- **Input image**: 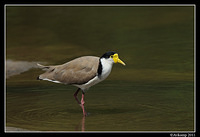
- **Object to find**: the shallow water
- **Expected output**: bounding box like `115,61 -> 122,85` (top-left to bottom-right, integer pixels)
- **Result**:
6,78 -> 194,131
6,6 -> 194,131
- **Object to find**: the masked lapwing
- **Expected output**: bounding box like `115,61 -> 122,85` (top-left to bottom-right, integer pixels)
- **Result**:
37,51 -> 125,116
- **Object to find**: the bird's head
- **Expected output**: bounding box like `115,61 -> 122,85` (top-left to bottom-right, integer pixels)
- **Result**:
100,51 -> 126,66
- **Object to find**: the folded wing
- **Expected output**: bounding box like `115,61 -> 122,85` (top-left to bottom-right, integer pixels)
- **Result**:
38,56 -> 100,85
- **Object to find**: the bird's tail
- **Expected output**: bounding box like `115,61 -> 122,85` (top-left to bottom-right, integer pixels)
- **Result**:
37,63 -> 50,70
37,63 -> 49,80
37,63 -> 56,80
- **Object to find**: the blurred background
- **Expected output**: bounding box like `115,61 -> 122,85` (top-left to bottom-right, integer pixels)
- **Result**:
6,6 -> 194,131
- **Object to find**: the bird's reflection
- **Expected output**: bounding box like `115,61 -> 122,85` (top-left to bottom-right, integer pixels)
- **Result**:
75,116 -> 86,131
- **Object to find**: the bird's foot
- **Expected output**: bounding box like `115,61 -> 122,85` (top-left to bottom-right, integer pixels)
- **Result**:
80,104 -> 88,116
83,111 -> 89,117
83,111 -> 88,117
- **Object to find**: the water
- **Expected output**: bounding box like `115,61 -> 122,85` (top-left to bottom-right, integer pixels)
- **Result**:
6,6 -> 194,131
6,80 -> 194,131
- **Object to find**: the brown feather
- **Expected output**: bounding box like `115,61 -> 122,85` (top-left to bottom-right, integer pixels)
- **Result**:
38,56 -> 100,85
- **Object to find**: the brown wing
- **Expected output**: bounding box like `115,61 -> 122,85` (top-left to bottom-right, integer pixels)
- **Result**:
38,56 -> 100,85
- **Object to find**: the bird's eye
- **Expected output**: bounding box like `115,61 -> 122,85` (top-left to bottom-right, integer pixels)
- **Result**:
110,55 -> 113,58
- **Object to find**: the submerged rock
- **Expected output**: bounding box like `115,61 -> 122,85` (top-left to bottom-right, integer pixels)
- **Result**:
6,60 -> 43,78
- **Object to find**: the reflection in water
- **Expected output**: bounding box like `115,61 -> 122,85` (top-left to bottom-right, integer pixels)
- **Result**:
75,116 -> 85,131
81,116 -> 85,131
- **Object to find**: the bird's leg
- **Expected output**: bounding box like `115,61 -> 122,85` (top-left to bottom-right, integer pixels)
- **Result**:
81,92 -> 85,105
80,92 -> 87,116
74,88 -> 81,104
74,88 -> 87,116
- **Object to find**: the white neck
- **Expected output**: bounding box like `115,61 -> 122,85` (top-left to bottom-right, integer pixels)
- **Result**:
99,58 -> 114,80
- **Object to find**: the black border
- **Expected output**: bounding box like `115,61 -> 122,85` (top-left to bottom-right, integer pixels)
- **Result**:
2,1 -> 199,136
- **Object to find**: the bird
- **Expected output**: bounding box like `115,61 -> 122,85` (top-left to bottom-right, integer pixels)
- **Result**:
37,51 -> 125,116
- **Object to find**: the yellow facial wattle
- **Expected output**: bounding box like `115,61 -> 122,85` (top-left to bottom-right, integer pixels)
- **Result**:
111,53 -> 126,66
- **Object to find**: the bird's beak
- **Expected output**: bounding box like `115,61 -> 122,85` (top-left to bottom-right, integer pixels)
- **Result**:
113,53 -> 126,66
117,58 -> 126,66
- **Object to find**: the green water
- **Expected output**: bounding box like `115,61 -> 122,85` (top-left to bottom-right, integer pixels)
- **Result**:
6,6 -> 194,131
